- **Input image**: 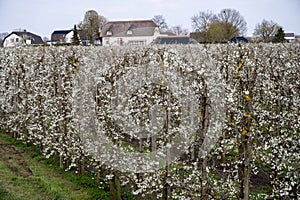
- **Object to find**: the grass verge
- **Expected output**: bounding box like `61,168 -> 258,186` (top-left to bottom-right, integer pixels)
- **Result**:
0,132 -> 110,200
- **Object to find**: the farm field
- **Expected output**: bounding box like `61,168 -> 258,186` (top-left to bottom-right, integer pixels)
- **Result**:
0,44 -> 299,199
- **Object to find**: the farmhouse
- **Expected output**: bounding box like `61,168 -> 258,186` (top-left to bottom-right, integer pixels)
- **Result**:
51,29 -> 101,45
101,19 -> 162,46
2,30 -> 43,47
284,33 -> 295,42
51,30 -> 74,44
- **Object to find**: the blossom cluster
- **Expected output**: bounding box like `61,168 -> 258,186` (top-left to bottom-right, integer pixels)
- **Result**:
0,44 -> 299,199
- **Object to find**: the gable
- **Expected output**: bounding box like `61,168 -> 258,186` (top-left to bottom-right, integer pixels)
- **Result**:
3,33 -> 21,41
3,31 -> 43,46
3,33 -> 23,47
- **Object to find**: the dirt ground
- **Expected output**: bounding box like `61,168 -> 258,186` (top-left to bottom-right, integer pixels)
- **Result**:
0,142 -> 33,178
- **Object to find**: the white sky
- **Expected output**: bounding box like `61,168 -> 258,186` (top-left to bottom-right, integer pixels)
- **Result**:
0,0 -> 299,38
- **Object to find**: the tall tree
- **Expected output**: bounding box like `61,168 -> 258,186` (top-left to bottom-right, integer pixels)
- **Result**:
152,15 -> 168,32
273,27 -> 285,43
191,9 -> 246,43
191,10 -> 216,42
81,10 -> 100,45
217,8 -> 247,36
191,10 -> 216,32
207,22 -> 238,43
72,24 -> 80,45
253,19 -> 280,42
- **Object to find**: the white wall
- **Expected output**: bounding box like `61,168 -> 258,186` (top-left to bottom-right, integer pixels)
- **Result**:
103,27 -> 162,46
103,35 -> 157,46
65,31 -> 74,43
3,34 -> 23,47
284,37 -> 295,42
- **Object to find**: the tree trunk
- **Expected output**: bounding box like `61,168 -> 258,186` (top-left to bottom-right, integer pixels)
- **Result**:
163,109 -> 171,200
97,170 -> 101,186
235,52 -> 255,200
60,154 -> 64,168
109,175 -> 116,200
116,174 -> 121,200
77,156 -> 84,176
199,85 -> 210,200
151,107 -> 157,200
238,134 -> 250,200
201,157 -> 208,200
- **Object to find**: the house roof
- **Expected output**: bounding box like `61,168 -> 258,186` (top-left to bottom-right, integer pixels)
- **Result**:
52,30 -> 73,35
284,33 -> 295,37
51,30 -> 73,42
4,31 -> 44,45
229,36 -> 249,43
153,36 -> 194,44
101,20 -> 158,37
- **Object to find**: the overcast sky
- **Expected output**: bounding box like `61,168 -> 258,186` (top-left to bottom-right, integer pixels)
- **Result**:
0,0 -> 299,38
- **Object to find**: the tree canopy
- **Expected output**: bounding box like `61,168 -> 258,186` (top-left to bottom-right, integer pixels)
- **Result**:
273,27 -> 285,43
191,8 -> 247,43
208,22 -> 238,43
152,15 -> 168,32
253,19 -> 281,42
80,10 -> 100,45
72,24 -> 80,45
217,8 -> 247,36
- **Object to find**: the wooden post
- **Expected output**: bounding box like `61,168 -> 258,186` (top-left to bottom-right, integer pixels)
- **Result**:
200,84 -> 209,200
109,173 -> 116,200
151,108 -> 157,200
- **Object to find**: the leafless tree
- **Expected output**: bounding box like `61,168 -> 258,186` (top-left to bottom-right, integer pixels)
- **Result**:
217,8 -> 247,36
99,15 -> 108,31
191,9 -> 246,42
168,25 -> 189,36
253,19 -> 280,42
152,15 -> 168,32
191,10 -> 216,32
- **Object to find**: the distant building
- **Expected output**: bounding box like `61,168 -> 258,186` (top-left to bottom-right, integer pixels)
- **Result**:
51,30 -> 74,44
51,29 -> 101,45
101,19 -> 161,46
153,36 -> 197,44
284,33 -> 295,42
229,36 -> 249,43
2,30 -> 44,47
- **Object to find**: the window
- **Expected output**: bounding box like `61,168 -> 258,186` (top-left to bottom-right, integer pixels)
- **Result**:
16,38 -> 19,42
117,38 -> 124,45
128,40 -> 145,46
106,31 -> 112,36
127,30 -> 133,35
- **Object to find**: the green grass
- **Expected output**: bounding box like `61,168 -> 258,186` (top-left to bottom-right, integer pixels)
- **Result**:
0,133 -> 111,200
